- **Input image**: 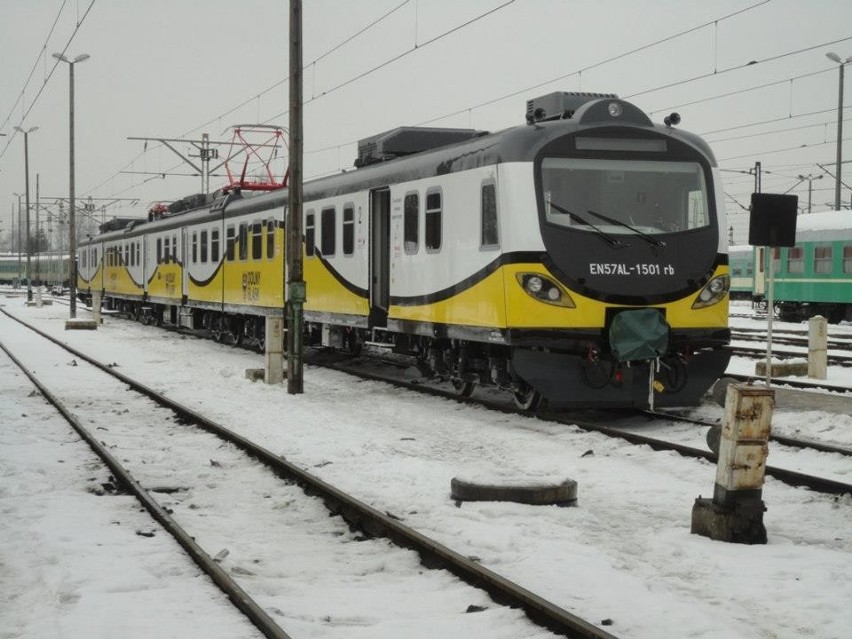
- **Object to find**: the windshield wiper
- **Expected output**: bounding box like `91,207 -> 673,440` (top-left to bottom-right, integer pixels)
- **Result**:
586,208 -> 666,249
548,201 -> 627,249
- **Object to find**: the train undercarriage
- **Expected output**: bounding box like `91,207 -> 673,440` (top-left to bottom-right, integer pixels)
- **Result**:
83,292 -> 728,410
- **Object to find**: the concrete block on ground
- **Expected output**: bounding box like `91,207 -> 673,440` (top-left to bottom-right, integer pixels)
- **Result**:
755,359 -> 807,378
451,473 -> 577,506
245,368 -> 265,382
65,319 -> 98,330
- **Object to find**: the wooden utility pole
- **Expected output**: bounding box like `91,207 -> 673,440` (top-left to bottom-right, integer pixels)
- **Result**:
286,0 -> 305,394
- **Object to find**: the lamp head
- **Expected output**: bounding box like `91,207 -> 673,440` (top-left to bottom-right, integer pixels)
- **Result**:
827,51 -> 842,63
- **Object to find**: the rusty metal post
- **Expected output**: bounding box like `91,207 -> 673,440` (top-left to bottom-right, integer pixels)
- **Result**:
692,383 -> 773,544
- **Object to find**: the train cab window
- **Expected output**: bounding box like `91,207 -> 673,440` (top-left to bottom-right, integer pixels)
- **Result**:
425,190 -> 442,252
814,245 -> 833,274
321,207 -> 336,256
343,205 -> 354,256
192,233 -> 198,263
157,238 -> 163,264
266,220 -> 274,259
212,229 -> 220,263
252,221 -> 263,259
844,246 -> 852,274
201,230 -> 209,263
239,223 -> 248,261
481,182 -> 499,248
404,193 -> 419,255
305,211 -> 315,257
226,225 -> 236,261
787,247 -> 804,274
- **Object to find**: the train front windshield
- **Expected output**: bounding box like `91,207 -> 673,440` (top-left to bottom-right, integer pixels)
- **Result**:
541,158 -> 710,235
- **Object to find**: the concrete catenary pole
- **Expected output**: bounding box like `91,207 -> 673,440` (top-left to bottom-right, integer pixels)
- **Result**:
286,0 -> 306,394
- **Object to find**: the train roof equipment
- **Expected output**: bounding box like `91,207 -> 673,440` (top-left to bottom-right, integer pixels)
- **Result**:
222,124 -> 289,193
354,126 -> 485,167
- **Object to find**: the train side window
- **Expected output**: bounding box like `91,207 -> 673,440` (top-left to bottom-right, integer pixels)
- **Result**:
239,224 -> 248,260
787,246 -> 803,274
305,211 -> 315,257
124,243 -> 129,266
201,230 -> 209,263
252,221 -> 262,259
480,182 -> 499,248
192,232 -> 198,263
772,247 -> 781,274
814,245 -> 833,274
425,190 -> 442,252
321,207 -> 336,256
266,219 -> 275,259
343,205 -> 354,256
212,228 -> 220,263
844,246 -> 852,274
157,238 -> 163,264
164,237 -> 170,264
404,193 -> 419,254
226,225 -> 235,261
173,235 -> 178,262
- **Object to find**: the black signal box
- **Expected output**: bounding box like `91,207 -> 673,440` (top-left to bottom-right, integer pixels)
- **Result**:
748,193 -> 798,247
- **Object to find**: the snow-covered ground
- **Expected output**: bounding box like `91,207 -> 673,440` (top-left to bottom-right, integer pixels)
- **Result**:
1,294 -> 851,638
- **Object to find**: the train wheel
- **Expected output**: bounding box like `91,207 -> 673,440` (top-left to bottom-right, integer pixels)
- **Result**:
513,384 -> 543,411
451,379 -> 475,397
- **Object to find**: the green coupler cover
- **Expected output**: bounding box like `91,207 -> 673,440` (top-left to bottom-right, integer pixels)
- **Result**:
609,308 -> 669,362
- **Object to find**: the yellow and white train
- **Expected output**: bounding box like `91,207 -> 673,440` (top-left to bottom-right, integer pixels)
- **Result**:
78,92 -> 731,409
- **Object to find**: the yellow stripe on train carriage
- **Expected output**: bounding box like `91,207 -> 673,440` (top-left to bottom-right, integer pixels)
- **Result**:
303,252 -> 370,317
389,262 -> 729,331
147,262 -> 183,300
104,264 -> 144,297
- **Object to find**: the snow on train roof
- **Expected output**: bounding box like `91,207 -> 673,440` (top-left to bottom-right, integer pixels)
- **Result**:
795,210 -> 852,241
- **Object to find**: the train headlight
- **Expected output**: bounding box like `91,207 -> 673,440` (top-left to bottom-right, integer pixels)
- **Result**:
526,276 -> 544,293
692,275 -> 730,309
608,102 -> 623,118
516,273 -> 575,308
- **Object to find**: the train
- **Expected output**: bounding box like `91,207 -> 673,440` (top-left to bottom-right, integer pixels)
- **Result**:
0,252 -> 70,287
748,210 -> 852,323
76,91 -> 732,410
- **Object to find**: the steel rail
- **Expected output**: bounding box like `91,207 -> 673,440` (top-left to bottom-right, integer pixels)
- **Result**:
0,336 -> 293,639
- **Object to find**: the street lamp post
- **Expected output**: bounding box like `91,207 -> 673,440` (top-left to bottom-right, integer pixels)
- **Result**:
13,126 -> 38,301
12,193 -> 23,288
826,51 -> 852,211
53,52 -> 90,318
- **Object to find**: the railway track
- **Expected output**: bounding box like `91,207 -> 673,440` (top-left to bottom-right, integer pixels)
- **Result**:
307,348 -> 852,496
0,308 -> 617,639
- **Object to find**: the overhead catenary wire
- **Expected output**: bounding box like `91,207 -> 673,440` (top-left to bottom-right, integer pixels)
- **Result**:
0,0 -> 97,161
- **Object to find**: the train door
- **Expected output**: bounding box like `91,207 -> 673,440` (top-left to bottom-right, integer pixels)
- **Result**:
369,188 -> 390,327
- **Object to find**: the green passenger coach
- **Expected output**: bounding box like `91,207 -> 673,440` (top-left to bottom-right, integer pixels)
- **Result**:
752,210 -> 852,323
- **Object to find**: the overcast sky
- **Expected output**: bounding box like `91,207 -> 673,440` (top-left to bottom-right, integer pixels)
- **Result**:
1,0 -> 851,247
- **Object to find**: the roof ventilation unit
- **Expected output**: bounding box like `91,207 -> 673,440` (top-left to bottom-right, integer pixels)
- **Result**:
355,126 -> 483,167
